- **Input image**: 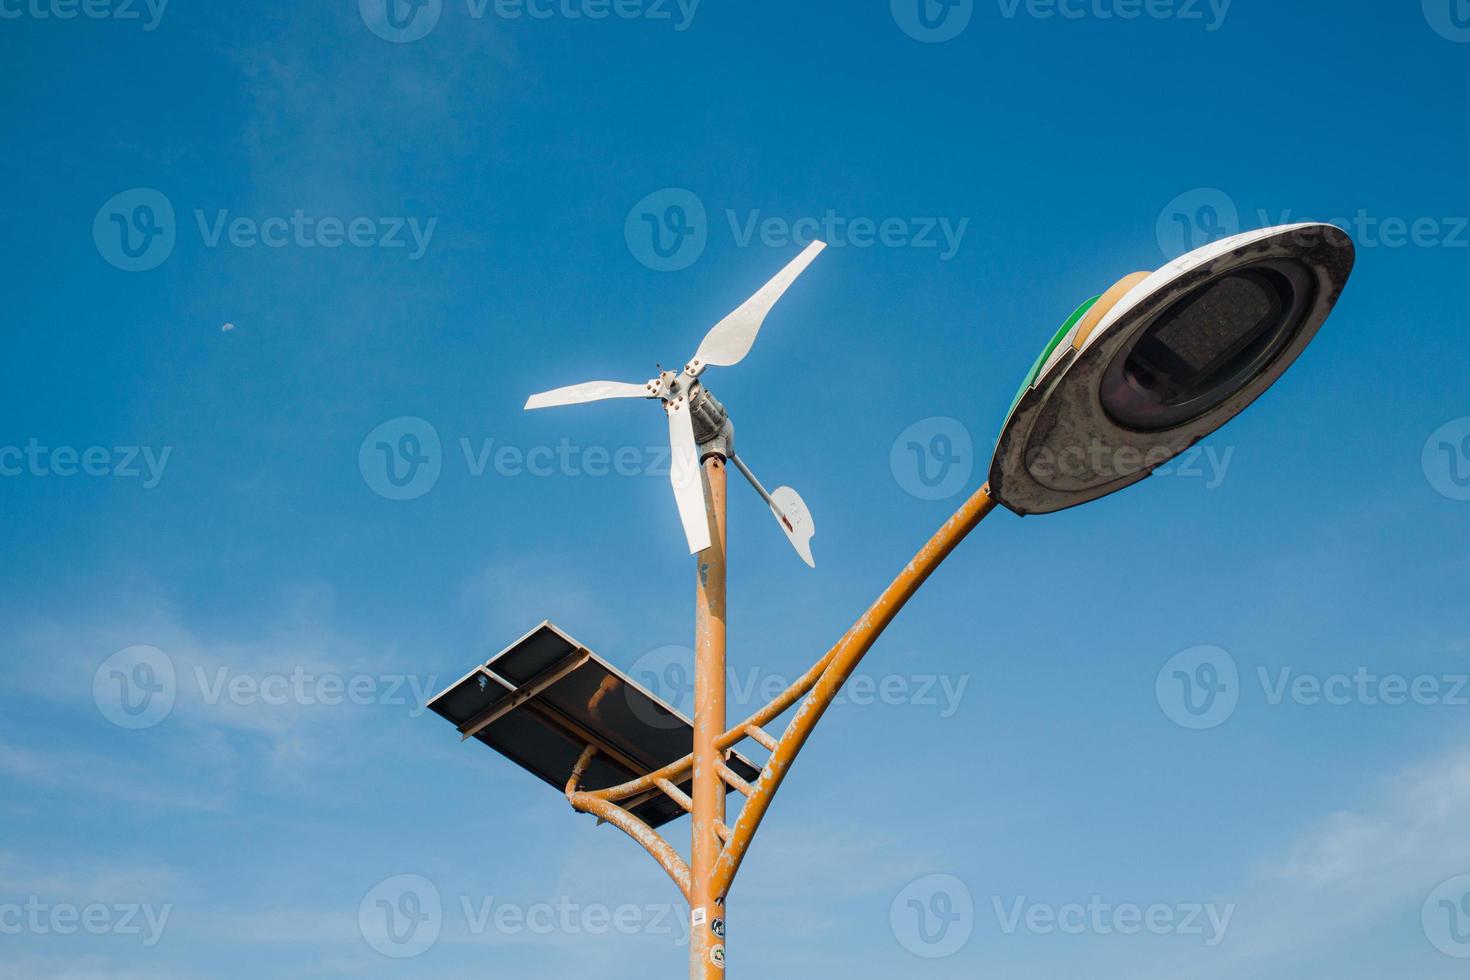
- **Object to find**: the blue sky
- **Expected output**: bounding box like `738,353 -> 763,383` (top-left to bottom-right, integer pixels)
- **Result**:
3,1 -> 1470,977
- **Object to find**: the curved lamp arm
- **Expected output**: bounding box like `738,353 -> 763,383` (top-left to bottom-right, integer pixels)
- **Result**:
566,746 -> 693,902
567,483 -> 1000,899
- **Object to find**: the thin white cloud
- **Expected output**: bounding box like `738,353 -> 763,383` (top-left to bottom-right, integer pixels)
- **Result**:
0,588 -> 440,804
0,956 -> 195,980
1139,740 -> 1470,979
0,851 -> 188,906
0,742 -> 224,813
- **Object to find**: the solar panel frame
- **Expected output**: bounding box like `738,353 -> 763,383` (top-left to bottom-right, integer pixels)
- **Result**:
427,621 -> 762,830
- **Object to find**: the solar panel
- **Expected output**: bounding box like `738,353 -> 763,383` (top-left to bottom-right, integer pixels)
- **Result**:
428,621 -> 762,830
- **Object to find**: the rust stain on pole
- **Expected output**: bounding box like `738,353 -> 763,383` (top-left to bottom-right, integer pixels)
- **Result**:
691,456 -> 728,979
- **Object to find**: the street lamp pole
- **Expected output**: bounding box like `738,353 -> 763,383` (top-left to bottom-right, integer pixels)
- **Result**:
562,479 -> 999,979
449,219 -> 1356,980
691,455 -> 729,978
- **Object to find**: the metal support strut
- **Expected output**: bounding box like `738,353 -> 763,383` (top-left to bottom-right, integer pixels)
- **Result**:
565,481 -> 1000,978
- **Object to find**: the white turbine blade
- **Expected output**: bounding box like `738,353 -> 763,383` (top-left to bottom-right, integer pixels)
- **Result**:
729,454 -> 816,568
692,240 -> 827,369
524,380 -> 651,411
667,397 -> 712,555
769,486 -> 816,568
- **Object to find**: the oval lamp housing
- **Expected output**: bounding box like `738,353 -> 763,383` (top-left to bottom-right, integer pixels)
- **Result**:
989,223 -> 1356,515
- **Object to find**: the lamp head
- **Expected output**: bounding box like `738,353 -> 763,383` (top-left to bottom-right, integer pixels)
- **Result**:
989,223 -> 1356,515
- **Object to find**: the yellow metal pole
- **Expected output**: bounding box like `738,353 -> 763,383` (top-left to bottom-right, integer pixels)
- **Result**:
691,455 -> 728,978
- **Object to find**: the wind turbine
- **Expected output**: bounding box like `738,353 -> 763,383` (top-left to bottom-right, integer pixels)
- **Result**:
525,241 -> 826,567
433,221 -> 1359,980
